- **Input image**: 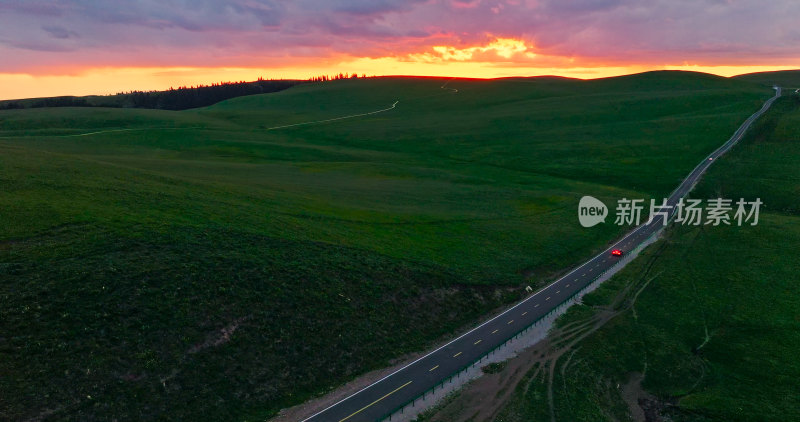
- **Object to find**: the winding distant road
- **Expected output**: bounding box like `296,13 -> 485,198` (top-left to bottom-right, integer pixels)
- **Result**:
302,87 -> 782,422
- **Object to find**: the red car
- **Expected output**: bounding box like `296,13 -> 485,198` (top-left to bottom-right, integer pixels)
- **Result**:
611,249 -> 624,257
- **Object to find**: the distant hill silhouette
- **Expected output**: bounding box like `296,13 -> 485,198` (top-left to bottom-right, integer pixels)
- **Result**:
0,73 -> 374,111
0,78 -> 305,111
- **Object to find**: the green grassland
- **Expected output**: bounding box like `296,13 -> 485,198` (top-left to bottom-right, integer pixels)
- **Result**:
0,72 -> 773,421
734,70 -> 800,88
492,94 -> 800,421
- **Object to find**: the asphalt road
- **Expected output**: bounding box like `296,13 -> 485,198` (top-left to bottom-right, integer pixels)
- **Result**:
302,87 -> 781,422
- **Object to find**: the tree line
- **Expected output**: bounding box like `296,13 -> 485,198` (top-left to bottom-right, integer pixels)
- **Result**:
113,78 -> 303,110
0,74 -> 373,111
309,73 -> 367,82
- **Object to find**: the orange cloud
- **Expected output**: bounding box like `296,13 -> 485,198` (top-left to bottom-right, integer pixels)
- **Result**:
426,37 -> 533,61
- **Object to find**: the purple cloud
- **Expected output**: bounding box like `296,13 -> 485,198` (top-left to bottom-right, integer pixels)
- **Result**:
42,25 -> 78,39
0,0 -> 798,74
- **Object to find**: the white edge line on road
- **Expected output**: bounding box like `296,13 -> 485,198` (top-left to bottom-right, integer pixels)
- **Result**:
302,220 -> 648,421
300,86 -> 781,422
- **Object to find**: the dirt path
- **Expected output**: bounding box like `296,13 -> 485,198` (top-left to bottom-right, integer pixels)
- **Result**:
266,100 -> 399,130
268,77 -> 460,131
424,307 -> 618,422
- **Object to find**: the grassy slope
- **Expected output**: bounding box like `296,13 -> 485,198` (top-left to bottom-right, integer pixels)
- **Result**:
0,72 -> 770,421
734,70 -> 800,88
494,94 -> 800,421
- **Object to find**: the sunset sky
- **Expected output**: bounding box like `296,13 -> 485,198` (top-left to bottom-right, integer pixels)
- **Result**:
1,0 -> 799,100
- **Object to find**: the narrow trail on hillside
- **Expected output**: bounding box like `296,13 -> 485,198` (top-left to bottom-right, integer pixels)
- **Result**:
267,77 -> 460,131
266,100 -> 399,130
441,78 -> 459,93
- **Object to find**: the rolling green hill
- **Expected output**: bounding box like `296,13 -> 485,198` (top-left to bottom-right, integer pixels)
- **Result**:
733,69 -> 800,88
0,71 -> 772,421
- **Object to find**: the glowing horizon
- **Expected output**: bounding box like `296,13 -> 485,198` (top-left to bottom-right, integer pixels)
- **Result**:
1,1 -> 799,100
2,62 -> 798,102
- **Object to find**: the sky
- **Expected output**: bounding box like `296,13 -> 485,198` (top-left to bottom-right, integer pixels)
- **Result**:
1,0 -> 799,100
